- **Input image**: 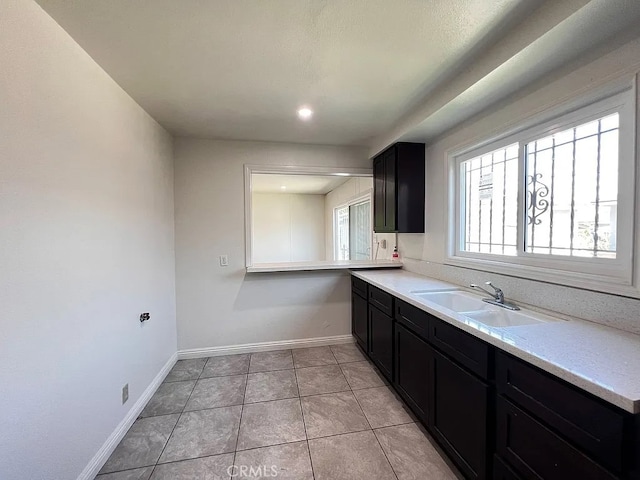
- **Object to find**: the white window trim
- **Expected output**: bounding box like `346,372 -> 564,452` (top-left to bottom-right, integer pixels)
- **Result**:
445,76 -> 639,298
243,164 -> 372,268
333,191 -> 373,261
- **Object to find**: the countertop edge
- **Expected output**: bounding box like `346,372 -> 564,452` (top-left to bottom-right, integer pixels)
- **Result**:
351,270 -> 640,414
247,261 -> 403,273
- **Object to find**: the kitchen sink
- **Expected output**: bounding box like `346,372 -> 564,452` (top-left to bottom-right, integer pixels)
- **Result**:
412,291 -> 486,312
413,290 -> 562,328
464,309 -> 557,328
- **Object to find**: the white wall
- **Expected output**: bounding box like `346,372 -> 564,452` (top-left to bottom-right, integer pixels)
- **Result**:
399,36 -> 640,335
252,193 -> 325,263
0,2 -> 177,480
174,138 -> 368,351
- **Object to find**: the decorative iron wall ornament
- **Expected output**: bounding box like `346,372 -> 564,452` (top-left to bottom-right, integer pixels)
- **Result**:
526,173 -> 550,226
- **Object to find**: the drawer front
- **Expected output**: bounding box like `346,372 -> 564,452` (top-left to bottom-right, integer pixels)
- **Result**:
493,455 -> 522,480
351,276 -> 368,298
497,397 -> 617,480
496,352 -> 624,472
369,285 -> 393,316
394,298 -> 429,339
429,316 -> 489,379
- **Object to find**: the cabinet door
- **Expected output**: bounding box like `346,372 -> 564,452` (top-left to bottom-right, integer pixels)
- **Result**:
383,150 -> 396,231
430,350 -> 489,480
369,306 -> 393,381
351,291 -> 368,352
394,322 -> 430,423
493,455 -> 522,480
373,156 -> 386,232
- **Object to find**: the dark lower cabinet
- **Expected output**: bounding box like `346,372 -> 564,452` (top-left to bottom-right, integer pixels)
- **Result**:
493,455 -> 522,480
369,305 -> 394,381
430,349 -> 489,480
496,396 -> 618,480
351,290 -> 368,352
394,322 -> 431,423
350,275 -> 639,480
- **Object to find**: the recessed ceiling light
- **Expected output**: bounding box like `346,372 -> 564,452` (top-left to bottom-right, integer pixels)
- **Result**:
280,185 -> 287,190
297,107 -> 313,120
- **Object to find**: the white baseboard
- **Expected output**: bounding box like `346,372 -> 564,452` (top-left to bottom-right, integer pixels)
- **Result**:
178,334 -> 355,360
76,352 -> 178,480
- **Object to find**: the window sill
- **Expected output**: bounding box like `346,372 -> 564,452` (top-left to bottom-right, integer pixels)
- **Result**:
445,255 -> 640,299
246,260 -> 403,273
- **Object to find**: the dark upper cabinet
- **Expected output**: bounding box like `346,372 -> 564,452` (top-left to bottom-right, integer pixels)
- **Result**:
394,322 -> 431,423
372,142 -> 425,233
369,305 -> 394,382
430,349 -> 489,480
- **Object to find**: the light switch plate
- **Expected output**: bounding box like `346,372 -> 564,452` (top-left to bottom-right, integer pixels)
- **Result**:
219,255 -> 229,266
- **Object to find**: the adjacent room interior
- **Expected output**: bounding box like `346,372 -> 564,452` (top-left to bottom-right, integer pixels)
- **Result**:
2,1 -> 640,479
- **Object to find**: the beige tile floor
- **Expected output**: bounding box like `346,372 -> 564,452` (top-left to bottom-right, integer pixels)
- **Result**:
96,344 -> 461,480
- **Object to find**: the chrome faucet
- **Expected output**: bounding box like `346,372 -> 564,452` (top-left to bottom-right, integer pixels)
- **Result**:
470,281 -> 520,311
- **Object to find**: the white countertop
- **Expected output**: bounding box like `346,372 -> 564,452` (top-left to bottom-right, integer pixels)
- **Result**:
247,260 -> 403,273
352,269 -> 640,414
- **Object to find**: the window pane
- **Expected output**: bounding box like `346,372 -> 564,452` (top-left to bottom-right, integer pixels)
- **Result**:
349,201 -> 371,260
335,206 -> 349,260
525,114 -> 618,257
460,143 -> 519,255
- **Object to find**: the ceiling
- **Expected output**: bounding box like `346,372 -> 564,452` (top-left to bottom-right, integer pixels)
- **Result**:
34,0 -> 539,146
34,0 -> 640,149
252,174 -> 351,195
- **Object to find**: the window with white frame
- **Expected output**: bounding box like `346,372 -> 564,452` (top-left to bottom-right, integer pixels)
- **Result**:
450,86 -> 636,293
334,197 -> 372,261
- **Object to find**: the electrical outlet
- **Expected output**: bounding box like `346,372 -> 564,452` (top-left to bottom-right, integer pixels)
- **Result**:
219,255 -> 229,266
122,384 -> 129,404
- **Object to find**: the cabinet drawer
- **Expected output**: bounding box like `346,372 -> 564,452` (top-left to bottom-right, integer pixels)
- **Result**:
497,396 -> 617,480
369,285 -> 393,316
429,316 -> 489,379
394,298 -> 429,339
351,276 -> 368,298
496,352 -> 624,472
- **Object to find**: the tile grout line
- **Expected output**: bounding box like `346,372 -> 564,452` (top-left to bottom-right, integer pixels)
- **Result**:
297,394 -> 316,480
148,361 -> 205,477
348,374 -> 400,480
371,428 -> 400,480
230,364 -> 249,477
346,358 -> 400,480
